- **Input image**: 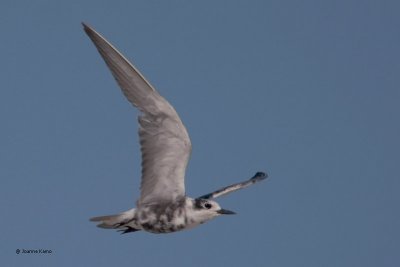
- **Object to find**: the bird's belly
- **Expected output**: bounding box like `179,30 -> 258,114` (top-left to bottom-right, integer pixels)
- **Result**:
139,220 -> 188,234
138,214 -> 199,234
136,201 -> 198,234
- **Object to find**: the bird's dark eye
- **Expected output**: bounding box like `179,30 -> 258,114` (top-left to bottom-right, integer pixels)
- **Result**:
204,203 -> 212,209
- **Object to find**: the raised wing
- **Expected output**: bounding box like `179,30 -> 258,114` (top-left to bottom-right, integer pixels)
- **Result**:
197,172 -> 267,200
83,23 -> 192,206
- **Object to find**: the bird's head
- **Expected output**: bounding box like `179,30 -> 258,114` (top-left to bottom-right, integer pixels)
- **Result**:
191,198 -> 235,223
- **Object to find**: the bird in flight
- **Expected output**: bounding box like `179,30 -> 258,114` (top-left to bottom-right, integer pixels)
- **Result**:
83,23 -> 267,234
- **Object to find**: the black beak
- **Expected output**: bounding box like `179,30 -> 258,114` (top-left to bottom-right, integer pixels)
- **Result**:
217,208 -> 236,215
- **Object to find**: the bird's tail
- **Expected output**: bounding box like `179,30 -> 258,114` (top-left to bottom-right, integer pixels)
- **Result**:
90,208 -> 140,233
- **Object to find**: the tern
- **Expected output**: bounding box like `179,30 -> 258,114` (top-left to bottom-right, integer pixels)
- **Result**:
83,23 -> 268,234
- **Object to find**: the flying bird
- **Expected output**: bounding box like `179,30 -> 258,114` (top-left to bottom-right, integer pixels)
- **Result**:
83,23 -> 267,234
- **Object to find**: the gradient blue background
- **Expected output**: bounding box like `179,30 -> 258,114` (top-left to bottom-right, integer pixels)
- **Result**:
1,0 -> 399,266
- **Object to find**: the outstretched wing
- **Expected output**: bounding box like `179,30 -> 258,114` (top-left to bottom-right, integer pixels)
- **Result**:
197,172 -> 267,200
83,23 -> 192,206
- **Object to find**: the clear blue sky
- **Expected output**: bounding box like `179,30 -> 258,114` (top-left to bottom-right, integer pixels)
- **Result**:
1,0 -> 399,266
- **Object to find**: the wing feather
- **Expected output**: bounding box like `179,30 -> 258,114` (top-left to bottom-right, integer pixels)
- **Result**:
197,172 -> 267,199
83,23 -> 191,205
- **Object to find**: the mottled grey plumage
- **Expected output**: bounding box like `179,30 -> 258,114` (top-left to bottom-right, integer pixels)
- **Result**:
83,23 -> 267,234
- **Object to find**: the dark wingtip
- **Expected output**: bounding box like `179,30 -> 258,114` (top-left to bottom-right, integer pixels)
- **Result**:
252,172 -> 268,181
82,22 -> 92,34
117,226 -> 140,234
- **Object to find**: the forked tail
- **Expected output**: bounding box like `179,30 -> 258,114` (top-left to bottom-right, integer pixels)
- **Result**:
90,209 -> 140,234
